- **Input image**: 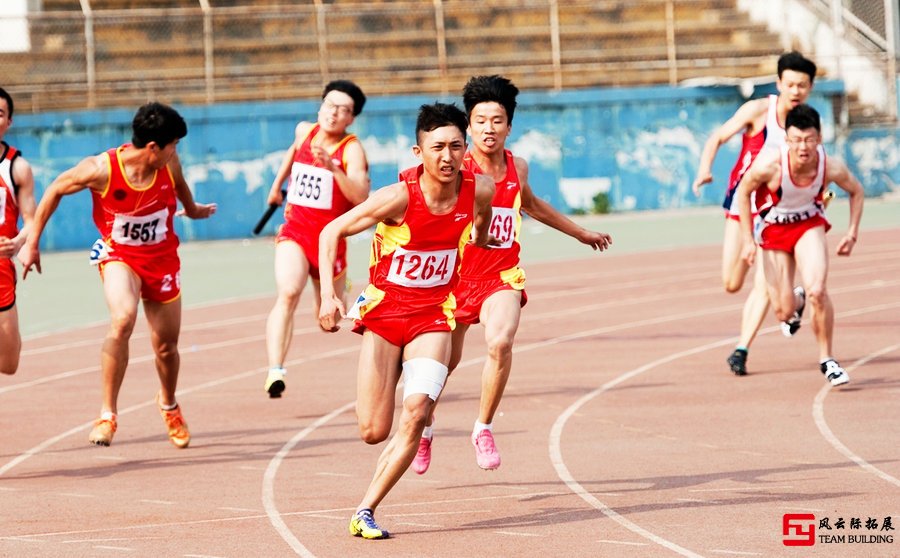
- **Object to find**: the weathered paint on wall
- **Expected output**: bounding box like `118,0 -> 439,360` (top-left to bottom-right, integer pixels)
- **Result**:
8,80 -> 896,252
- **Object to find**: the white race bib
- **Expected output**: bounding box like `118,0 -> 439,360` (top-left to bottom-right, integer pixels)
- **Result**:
287,162 -> 334,210
487,206 -> 517,249
111,207 -> 169,246
0,189 -> 5,225
386,247 -> 457,288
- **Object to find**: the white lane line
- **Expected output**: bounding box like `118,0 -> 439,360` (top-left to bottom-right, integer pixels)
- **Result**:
2,322 -> 326,396
548,300 -> 900,558
0,345 -> 359,477
495,531 -> 543,537
4,491 -> 565,541
184,554 -> 227,558
93,546 -> 134,551
387,509 -> 487,518
261,401 -> 355,558
138,499 -> 175,505
9,263 -> 897,400
597,539 -> 650,546
257,293 -> 900,556
813,342 -> 900,488
64,537 -> 164,544
708,550 -> 762,556
57,492 -> 97,499
688,487 -> 793,493
20,312 -> 271,357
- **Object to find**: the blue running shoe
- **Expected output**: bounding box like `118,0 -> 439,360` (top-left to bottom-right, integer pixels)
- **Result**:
349,508 -> 389,539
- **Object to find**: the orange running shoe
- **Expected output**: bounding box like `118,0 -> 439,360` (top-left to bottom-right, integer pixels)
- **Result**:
157,394 -> 190,448
89,416 -> 117,446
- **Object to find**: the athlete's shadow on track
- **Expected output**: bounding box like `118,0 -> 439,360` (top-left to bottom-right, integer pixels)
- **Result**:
448,489 -> 856,531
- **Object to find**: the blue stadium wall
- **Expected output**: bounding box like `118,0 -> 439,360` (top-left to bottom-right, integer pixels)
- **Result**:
9,79 -> 898,252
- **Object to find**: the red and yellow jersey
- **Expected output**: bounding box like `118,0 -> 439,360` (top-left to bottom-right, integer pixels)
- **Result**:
364,165 -> 476,312
0,142 -> 21,241
283,123 -> 360,234
91,144 -> 179,257
459,149 -> 522,278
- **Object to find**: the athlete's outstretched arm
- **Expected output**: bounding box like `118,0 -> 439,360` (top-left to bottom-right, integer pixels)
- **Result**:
313,139 -> 370,206
18,155 -> 108,278
317,182 -> 409,332
267,122 -> 308,206
0,155 -> 35,260
693,98 -> 765,196
516,157 -> 611,251
825,157 -> 864,256
736,149 -> 779,266
471,174 -> 496,247
170,153 -> 216,220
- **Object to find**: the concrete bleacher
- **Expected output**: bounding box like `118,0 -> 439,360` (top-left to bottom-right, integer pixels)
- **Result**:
6,0 -> 788,113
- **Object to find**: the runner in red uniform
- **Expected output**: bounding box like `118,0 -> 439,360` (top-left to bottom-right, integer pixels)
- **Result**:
736,104 -> 863,386
316,103 -> 496,540
411,75 -> 612,474
19,102 -> 216,447
0,88 -> 37,376
263,80 -> 369,398
692,52 -> 818,375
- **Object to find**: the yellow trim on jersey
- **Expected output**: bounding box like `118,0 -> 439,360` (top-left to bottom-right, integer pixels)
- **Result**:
511,191 -> 523,242
356,283 -> 386,319
457,222 -> 473,255
338,135 -> 359,169
98,152 -> 113,198
499,265 -> 526,290
441,293 -> 458,331
371,221 -> 411,267
116,145 -> 158,192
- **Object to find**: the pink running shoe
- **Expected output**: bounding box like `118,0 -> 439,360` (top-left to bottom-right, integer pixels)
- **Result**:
411,436 -> 432,475
472,429 -> 501,470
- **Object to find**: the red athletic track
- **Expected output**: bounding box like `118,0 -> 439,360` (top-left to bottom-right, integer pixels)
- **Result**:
1,228 -> 898,558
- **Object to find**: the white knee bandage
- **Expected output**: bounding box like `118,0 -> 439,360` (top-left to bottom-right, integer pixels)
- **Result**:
402,358 -> 448,401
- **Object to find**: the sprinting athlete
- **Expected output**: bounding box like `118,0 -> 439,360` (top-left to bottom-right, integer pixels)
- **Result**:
317,102 -> 496,539
19,102 -> 216,447
0,87 -> 37,376
692,51 -> 817,376
736,104 -> 863,386
263,80 -> 369,398
411,75 -> 612,474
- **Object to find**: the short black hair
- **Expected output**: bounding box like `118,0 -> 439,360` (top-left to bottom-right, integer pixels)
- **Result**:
415,102 -> 468,144
777,51 -> 817,83
463,75 -> 519,124
785,104 -> 821,132
131,102 -> 187,149
0,87 -> 13,118
323,80 -> 366,116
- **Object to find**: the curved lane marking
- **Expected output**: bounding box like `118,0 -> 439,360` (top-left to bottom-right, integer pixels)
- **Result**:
813,342 -> 900,488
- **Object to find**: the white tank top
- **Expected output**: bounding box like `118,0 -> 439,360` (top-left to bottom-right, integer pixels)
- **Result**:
763,144 -> 826,224
762,95 -> 786,151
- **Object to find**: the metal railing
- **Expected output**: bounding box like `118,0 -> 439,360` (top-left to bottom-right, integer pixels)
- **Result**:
0,0 -> 895,119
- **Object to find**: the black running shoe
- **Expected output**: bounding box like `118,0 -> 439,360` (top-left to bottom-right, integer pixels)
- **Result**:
727,349 -> 748,376
781,286 -> 806,337
821,359 -> 849,386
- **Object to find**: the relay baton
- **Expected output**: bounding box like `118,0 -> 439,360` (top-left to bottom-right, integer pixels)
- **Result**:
252,189 -> 286,235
